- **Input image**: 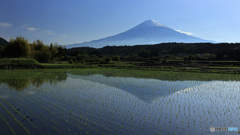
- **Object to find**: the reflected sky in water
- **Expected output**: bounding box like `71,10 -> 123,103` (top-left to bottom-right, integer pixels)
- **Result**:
0,70 -> 239,135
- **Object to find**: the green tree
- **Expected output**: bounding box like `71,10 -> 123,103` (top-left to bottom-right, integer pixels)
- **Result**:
49,43 -> 58,60
75,52 -> 89,61
31,40 -> 51,62
112,55 -> 120,61
34,50 -> 51,63
57,46 -> 67,61
104,57 -> 111,63
138,50 -> 150,58
3,37 -> 31,58
88,54 -> 101,62
33,40 -> 46,51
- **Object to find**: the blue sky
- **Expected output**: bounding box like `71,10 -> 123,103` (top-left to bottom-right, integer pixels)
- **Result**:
0,0 -> 240,45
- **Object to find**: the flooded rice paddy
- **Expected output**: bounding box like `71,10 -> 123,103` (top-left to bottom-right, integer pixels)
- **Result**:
0,69 -> 239,135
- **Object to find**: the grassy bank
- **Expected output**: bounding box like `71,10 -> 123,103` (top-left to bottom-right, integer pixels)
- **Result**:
0,58 -> 41,69
1,58 -> 240,74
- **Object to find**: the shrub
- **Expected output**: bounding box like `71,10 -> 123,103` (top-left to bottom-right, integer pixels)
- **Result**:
112,56 -> 120,61
68,59 -> 74,64
33,50 -> 51,63
0,58 -> 39,68
104,57 -> 111,63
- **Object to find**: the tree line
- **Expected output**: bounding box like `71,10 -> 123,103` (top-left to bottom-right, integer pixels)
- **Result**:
2,36 -> 240,63
67,42 -> 240,61
0,37 -> 66,62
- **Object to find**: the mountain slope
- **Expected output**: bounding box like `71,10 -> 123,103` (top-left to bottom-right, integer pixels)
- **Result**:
0,37 -> 8,47
66,20 -> 210,48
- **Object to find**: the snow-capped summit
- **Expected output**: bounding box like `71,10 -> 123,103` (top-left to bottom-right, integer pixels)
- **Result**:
66,20 -> 211,49
135,19 -> 167,28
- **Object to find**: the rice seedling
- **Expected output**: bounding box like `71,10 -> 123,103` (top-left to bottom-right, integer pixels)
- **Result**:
0,69 -> 239,135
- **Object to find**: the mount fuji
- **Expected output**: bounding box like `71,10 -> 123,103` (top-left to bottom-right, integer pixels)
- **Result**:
66,20 -> 210,48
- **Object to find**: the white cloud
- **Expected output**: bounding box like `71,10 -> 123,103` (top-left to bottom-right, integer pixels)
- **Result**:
175,29 -> 192,35
27,27 -> 37,31
0,22 -> 12,27
42,30 -> 54,35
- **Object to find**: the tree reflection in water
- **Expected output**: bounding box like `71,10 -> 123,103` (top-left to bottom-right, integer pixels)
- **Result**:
0,70 -> 67,90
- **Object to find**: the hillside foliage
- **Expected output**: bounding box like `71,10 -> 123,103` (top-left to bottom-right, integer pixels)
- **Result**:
67,42 -> 240,61
0,37 -> 66,62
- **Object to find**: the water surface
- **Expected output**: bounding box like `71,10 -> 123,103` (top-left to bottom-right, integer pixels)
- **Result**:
0,69 -> 239,135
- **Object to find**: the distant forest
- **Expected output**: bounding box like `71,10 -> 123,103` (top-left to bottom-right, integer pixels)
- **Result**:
68,42 -> 240,61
